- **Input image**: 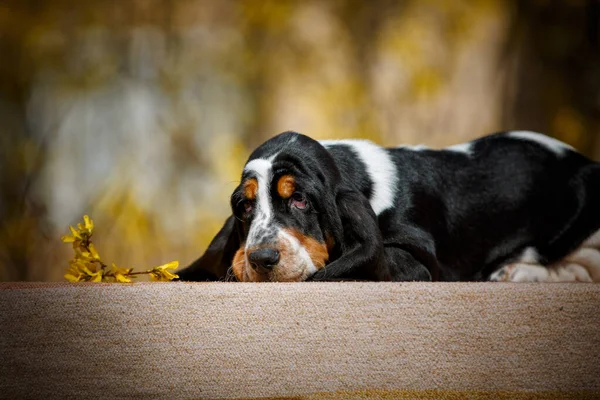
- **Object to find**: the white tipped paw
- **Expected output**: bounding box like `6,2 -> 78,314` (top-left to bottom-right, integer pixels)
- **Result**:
489,263 -> 549,282
489,262 -> 593,282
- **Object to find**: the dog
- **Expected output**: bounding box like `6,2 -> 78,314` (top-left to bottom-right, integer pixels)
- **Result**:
177,130 -> 600,282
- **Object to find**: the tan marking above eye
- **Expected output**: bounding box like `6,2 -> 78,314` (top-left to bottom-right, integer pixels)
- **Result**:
285,228 -> 329,270
277,175 -> 296,199
243,178 -> 258,200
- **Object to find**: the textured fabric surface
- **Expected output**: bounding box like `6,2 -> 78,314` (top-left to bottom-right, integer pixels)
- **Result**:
243,389 -> 600,399
1,282 -> 599,399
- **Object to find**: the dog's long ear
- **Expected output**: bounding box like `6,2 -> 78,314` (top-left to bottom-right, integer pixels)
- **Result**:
177,215 -> 241,281
311,187 -> 386,280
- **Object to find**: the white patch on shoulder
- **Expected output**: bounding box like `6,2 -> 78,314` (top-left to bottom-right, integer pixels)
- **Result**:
320,139 -> 398,215
445,141 -> 474,156
397,144 -> 429,151
508,131 -> 574,156
244,156 -> 276,247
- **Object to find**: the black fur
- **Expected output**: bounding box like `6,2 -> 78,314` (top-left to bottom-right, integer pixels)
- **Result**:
177,131 -> 600,282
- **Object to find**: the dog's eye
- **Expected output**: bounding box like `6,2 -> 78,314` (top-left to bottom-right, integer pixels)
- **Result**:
290,192 -> 307,210
243,200 -> 253,213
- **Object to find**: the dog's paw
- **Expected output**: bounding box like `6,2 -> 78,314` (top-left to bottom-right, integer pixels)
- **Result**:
489,263 -> 549,282
489,265 -> 513,282
489,262 -> 593,282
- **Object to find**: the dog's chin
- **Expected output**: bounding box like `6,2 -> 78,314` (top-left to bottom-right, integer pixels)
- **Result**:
242,262 -> 313,282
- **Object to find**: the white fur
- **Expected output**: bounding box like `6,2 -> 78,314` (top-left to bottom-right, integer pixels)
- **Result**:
244,156 -> 276,247
320,140 -> 398,215
398,144 -> 429,151
445,142 -> 474,156
279,229 -> 317,275
490,229 -> 600,282
517,247 -> 539,264
563,229 -> 600,281
490,263 -> 593,282
508,131 -> 573,156
243,152 -> 318,279
582,229 -> 600,248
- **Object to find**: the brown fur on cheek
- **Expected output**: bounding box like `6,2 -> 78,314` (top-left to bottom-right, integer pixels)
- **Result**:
243,178 -> 258,200
285,229 -> 329,270
277,175 -> 295,199
232,247 -> 246,282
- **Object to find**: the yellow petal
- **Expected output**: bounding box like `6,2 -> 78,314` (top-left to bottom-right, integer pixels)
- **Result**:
69,226 -> 82,239
163,270 -> 179,281
88,243 -> 101,261
153,261 -> 179,272
165,261 -> 179,270
114,273 -> 132,283
149,272 -> 160,281
61,235 -> 75,243
149,267 -> 179,282
88,271 -> 103,282
70,259 -> 88,271
81,266 -> 98,276
75,248 -> 95,262
64,273 -> 82,282
83,215 -> 94,231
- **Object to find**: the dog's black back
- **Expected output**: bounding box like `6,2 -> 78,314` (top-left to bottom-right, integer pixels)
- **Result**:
324,132 -> 600,281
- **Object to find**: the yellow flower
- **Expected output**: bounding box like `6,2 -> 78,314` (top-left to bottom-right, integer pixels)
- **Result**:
88,243 -> 101,261
112,264 -> 133,283
81,266 -> 103,282
61,225 -> 82,243
64,263 -> 84,282
83,215 -> 94,232
74,248 -> 94,263
61,215 -> 94,244
64,259 -> 91,282
62,215 -> 181,284
149,261 -> 179,282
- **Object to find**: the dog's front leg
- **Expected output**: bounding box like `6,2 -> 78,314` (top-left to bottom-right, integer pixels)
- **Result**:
383,246 -> 432,281
309,238 -> 386,281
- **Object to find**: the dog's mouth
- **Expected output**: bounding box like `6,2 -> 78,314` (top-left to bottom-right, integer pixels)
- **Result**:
231,229 -> 328,282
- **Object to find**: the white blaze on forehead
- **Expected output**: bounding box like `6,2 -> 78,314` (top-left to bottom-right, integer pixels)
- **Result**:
320,139 -> 398,215
243,156 -> 276,246
508,131 -> 574,156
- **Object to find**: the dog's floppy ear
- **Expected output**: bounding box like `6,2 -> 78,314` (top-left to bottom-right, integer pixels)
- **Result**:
177,215 -> 241,281
311,187 -> 387,280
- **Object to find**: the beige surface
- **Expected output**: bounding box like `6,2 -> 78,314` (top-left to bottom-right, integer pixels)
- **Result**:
1,282 -> 599,399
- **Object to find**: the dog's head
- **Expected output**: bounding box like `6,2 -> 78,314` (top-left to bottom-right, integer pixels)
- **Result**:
226,131 -> 343,281
180,131 -> 386,282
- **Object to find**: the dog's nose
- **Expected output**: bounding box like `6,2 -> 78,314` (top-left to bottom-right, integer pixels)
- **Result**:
248,248 -> 280,271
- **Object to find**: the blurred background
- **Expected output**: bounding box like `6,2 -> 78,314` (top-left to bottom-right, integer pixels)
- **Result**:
1,0 -> 599,281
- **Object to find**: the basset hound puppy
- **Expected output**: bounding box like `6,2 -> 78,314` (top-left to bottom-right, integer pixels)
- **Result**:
177,131 -> 600,282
